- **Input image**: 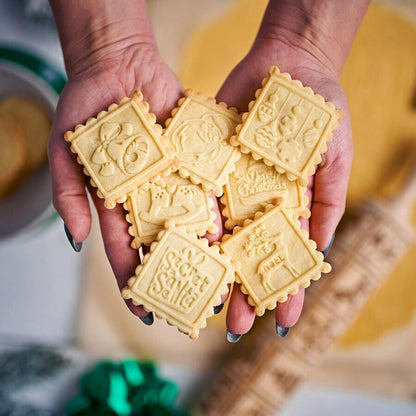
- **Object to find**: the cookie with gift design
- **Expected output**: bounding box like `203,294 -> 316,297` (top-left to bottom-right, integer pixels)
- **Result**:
220,204 -> 331,316
231,66 -> 343,185
64,92 -> 174,209
164,90 -> 241,196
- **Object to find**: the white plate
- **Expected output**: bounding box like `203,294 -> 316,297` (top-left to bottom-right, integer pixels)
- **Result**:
0,46 -> 65,239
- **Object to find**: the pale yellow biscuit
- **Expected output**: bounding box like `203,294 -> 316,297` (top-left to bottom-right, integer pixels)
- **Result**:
221,152 -> 309,229
164,90 -> 241,196
0,115 -> 26,197
0,96 -> 50,172
231,66 -> 342,186
122,225 -> 234,339
125,173 -> 218,247
220,204 -> 331,316
65,92 -> 174,209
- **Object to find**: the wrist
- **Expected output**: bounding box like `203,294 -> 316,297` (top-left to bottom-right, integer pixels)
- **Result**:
50,0 -> 157,79
257,0 -> 370,77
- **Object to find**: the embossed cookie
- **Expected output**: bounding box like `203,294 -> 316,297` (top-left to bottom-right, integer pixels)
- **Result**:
122,225 -> 234,339
164,90 -> 241,196
64,92 -> 174,209
125,173 -> 218,247
221,152 -> 309,229
220,205 -> 331,315
231,66 -> 343,185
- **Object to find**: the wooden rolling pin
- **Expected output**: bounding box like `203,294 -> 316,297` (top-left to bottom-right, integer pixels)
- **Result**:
199,164 -> 416,416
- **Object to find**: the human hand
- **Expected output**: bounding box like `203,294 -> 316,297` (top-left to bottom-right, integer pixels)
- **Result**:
48,36 -> 188,323
216,0 -> 361,340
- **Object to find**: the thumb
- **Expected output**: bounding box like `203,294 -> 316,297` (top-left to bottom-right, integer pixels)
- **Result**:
310,103 -> 353,251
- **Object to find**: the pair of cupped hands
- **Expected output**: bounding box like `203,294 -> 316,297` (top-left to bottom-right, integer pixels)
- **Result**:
48,34 -> 353,340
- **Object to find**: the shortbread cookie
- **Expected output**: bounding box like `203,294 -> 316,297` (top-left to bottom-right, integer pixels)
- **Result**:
164,90 -> 241,196
220,205 -> 331,315
125,173 -> 218,247
0,96 -> 50,172
65,92 -> 174,209
122,225 -> 234,339
0,115 -> 26,197
231,66 -> 342,185
221,152 -> 309,229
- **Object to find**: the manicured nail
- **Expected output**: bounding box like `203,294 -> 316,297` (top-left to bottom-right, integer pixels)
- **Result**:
226,330 -> 242,343
139,313 -> 154,326
64,224 -> 82,252
213,304 -> 224,314
276,324 -> 290,338
322,234 -> 335,259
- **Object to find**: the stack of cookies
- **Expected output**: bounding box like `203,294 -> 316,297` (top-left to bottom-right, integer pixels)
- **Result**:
65,67 -> 339,339
0,96 -> 51,198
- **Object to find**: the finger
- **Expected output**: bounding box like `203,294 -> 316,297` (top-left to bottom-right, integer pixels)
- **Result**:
48,130 -> 92,244
91,192 -> 148,318
48,81 -> 121,244
213,291 -> 231,315
204,193 -> 223,244
274,288 -> 305,329
304,82 -> 353,251
310,111 -> 353,251
226,284 -> 256,336
203,193 -> 227,311
213,284 -> 232,315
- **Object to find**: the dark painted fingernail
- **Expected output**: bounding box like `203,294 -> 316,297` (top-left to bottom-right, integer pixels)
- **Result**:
276,325 -> 290,338
64,224 -> 82,252
226,330 -> 242,343
213,304 -> 224,314
322,233 -> 335,259
139,313 -> 154,326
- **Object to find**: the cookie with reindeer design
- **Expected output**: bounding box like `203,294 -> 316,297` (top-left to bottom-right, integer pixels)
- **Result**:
220,204 -> 331,316
125,173 -> 218,247
231,66 -> 343,186
122,225 -> 234,339
64,92 -> 174,208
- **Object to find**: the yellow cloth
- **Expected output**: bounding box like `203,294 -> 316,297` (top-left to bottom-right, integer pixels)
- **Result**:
178,1 -> 416,348
79,1 -> 416,396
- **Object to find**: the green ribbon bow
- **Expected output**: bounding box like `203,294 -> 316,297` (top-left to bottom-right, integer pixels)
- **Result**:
65,360 -> 188,416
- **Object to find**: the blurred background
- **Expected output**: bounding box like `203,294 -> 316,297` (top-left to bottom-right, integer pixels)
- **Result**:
0,0 -> 415,415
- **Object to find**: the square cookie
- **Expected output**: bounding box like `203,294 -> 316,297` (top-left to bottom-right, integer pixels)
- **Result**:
122,226 -> 234,339
231,67 -> 342,185
221,152 -> 309,229
220,205 -> 331,315
125,173 -> 218,247
164,90 -> 241,196
65,92 -> 174,208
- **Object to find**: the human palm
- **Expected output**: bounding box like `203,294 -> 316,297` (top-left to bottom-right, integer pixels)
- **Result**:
48,48 -> 188,318
217,41 -> 353,335
49,41 -> 352,334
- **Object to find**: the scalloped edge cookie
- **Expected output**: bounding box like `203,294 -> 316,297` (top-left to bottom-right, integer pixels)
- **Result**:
220,204 -> 330,315
64,92 -> 175,209
220,152 -> 310,229
221,186 -> 310,230
124,174 -> 218,248
122,225 -> 234,339
163,89 -> 241,196
230,66 -> 343,186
